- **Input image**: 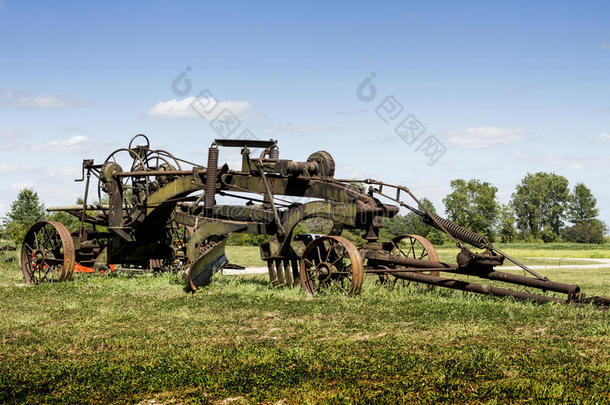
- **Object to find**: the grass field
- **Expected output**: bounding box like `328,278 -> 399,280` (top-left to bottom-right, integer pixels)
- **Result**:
1,243 -> 609,403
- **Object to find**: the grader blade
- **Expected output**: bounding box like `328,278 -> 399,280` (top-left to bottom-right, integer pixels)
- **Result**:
185,238 -> 229,291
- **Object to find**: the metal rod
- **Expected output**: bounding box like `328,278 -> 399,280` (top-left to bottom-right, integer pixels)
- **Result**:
116,170 -> 195,177
79,170 -> 91,239
492,246 -> 548,281
256,162 -> 286,237
364,267 -> 452,273
453,268 -> 579,297
390,271 -> 566,305
364,179 -> 462,247
373,255 -> 455,269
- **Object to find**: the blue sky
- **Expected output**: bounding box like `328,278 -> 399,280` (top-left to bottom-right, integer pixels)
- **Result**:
1,1 -> 609,227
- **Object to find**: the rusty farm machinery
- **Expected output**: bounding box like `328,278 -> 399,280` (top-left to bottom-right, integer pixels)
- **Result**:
20,135 -> 610,309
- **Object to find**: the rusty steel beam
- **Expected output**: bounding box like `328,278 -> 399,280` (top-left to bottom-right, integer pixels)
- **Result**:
453,268 -> 581,298
369,254 -> 455,270
116,170 -> 195,177
390,271 -> 567,305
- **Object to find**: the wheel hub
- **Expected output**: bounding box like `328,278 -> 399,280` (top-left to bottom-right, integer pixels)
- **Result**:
315,262 -> 335,282
34,250 -> 45,265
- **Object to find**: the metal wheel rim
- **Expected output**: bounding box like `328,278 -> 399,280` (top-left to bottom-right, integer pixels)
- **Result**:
20,221 -> 75,284
299,235 -> 364,296
390,234 -> 440,277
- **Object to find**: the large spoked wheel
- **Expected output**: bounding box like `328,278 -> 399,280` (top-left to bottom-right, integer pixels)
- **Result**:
299,236 -> 364,296
20,221 -> 75,284
389,234 -> 440,277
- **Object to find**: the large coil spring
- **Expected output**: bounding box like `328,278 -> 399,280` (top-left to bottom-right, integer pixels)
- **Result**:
204,145 -> 219,210
268,147 -> 279,160
425,213 -> 488,248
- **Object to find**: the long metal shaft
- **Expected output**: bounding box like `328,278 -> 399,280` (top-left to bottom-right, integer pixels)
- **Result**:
452,268 -> 580,297
390,271 -> 566,305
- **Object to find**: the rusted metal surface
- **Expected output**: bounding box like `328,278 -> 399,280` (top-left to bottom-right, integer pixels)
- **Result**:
299,236 -> 364,295
20,221 -> 75,284
390,271 -> 567,305
20,134 -> 608,309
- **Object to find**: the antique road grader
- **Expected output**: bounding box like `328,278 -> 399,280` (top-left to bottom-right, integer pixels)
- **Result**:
20,135 -> 610,309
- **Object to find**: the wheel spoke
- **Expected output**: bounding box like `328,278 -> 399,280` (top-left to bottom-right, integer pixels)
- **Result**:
325,244 -> 332,262
398,247 -> 409,258
329,277 -> 349,294
40,268 -> 52,282
331,247 -> 347,265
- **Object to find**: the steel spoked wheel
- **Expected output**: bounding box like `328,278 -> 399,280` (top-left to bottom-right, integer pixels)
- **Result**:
299,236 -> 364,296
390,234 -> 440,277
21,221 -> 75,284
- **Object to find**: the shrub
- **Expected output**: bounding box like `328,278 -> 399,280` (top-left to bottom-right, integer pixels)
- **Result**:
426,229 -> 445,245
341,229 -> 365,248
561,220 -> 605,244
226,233 -> 271,246
540,228 -> 557,243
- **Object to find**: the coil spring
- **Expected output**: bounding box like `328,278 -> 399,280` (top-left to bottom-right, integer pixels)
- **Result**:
426,213 -> 488,248
204,146 -> 219,210
268,147 -> 279,160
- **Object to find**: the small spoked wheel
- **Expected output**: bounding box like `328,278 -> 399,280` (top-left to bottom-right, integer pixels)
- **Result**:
389,234 -> 440,277
20,221 -> 75,284
299,236 -> 364,296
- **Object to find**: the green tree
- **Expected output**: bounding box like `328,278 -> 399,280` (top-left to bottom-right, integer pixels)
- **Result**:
2,189 -> 47,244
497,204 -> 517,243
567,183 -> 599,224
443,179 -> 499,241
47,197 -> 104,233
511,172 -> 570,238
48,211 -> 81,232
383,198 -> 444,244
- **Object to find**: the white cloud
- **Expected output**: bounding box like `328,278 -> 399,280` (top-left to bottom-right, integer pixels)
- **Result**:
596,132 -> 610,142
147,97 -> 252,119
261,124 -> 337,135
10,181 -> 35,191
0,129 -> 109,153
599,42 -> 610,49
0,163 -> 35,175
45,166 -> 79,177
0,129 -> 27,149
512,150 -> 608,171
0,91 -> 91,109
0,163 -> 18,174
35,136 -> 88,151
446,126 -> 525,148
542,155 -> 608,171
60,126 -> 88,135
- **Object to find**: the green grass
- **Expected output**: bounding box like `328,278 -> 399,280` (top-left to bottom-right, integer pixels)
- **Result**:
225,245 -> 267,268
0,245 -> 609,404
436,242 -> 610,261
